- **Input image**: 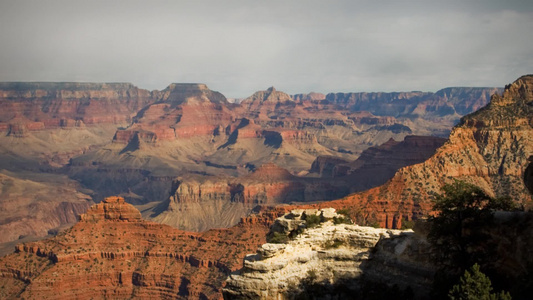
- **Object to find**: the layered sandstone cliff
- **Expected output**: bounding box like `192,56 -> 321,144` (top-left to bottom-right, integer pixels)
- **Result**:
318,75 -> 533,228
0,82 -> 157,134
150,163 -> 350,231
113,83 -> 234,145
0,197 -> 285,299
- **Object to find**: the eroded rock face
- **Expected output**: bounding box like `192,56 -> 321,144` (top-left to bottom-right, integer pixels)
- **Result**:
223,209 -> 435,299
0,197 -> 285,299
151,164 -> 350,232
0,82 -> 157,134
79,196 -> 141,222
319,75 -> 533,228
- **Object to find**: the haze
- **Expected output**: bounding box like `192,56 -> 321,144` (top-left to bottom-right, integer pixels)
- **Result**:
0,0 -> 532,97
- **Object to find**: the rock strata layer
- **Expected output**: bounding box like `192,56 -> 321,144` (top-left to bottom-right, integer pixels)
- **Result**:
0,197 -> 285,299
319,75 -> 533,228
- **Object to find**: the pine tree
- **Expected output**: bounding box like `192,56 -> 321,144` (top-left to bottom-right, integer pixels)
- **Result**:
448,264 -> 511,300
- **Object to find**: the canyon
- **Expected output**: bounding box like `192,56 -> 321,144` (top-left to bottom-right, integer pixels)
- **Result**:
0,75 -> 532,299
314,75 -> 533,228
0,80 -> 500,246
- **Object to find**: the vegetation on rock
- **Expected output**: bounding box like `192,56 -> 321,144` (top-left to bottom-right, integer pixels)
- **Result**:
304,214 -> 322,228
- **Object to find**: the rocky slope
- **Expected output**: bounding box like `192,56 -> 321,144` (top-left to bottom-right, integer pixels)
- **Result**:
0,171 -> 93,246
310,135 -> 446,189
225,209 -> 533,300
224,208 -> 436,299
318,75 -> 533,228
149,164 -> 351,231
0,197 -> 285,299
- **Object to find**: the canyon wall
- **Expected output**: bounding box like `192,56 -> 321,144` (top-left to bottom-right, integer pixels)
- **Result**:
0,82 -> 157,134
317,75 -> 533,228
151,163 -> 350,231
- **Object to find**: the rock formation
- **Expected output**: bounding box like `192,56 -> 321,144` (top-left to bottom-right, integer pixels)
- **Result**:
113,83 -> 234,145
310,135 -> 446,182
325,87 -> 500,119
225,207 -> 533,299
318,75 -> 533,228
0,82 -> 157,133
149,163 -> 351,232
0,197 -> 285,299
224,209 -> 436,299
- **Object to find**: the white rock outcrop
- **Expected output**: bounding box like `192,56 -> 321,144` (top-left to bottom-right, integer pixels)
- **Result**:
224,209 -> 433,299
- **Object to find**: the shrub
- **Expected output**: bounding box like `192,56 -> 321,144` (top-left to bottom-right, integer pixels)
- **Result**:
336,208 -> 350,216
428,180 -> 515,271
333,216 -> 352,225
305,214 -> 321,228
267,232 -> 288,244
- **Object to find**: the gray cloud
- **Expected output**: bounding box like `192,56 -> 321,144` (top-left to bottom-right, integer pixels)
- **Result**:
0,0 -> 532,97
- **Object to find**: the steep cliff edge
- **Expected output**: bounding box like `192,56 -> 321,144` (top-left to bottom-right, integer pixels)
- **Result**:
225,208 -> 533,299
318,75 -> 533,228
224,209 -> 435,299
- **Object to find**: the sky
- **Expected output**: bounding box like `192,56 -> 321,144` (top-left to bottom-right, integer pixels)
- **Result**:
0,0 -> 532,98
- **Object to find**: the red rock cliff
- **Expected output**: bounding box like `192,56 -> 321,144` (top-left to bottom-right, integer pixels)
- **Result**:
316,75 -> 533,228
0,196 -> 284,299
0,82 -> 158,135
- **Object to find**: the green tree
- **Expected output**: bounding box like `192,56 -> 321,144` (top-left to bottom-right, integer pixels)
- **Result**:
428,180 -> 515,271
449,264 -> 511,300
428,180 -> 516,298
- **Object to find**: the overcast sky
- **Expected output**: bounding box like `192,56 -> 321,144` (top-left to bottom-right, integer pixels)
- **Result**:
0,0 -> 532,97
